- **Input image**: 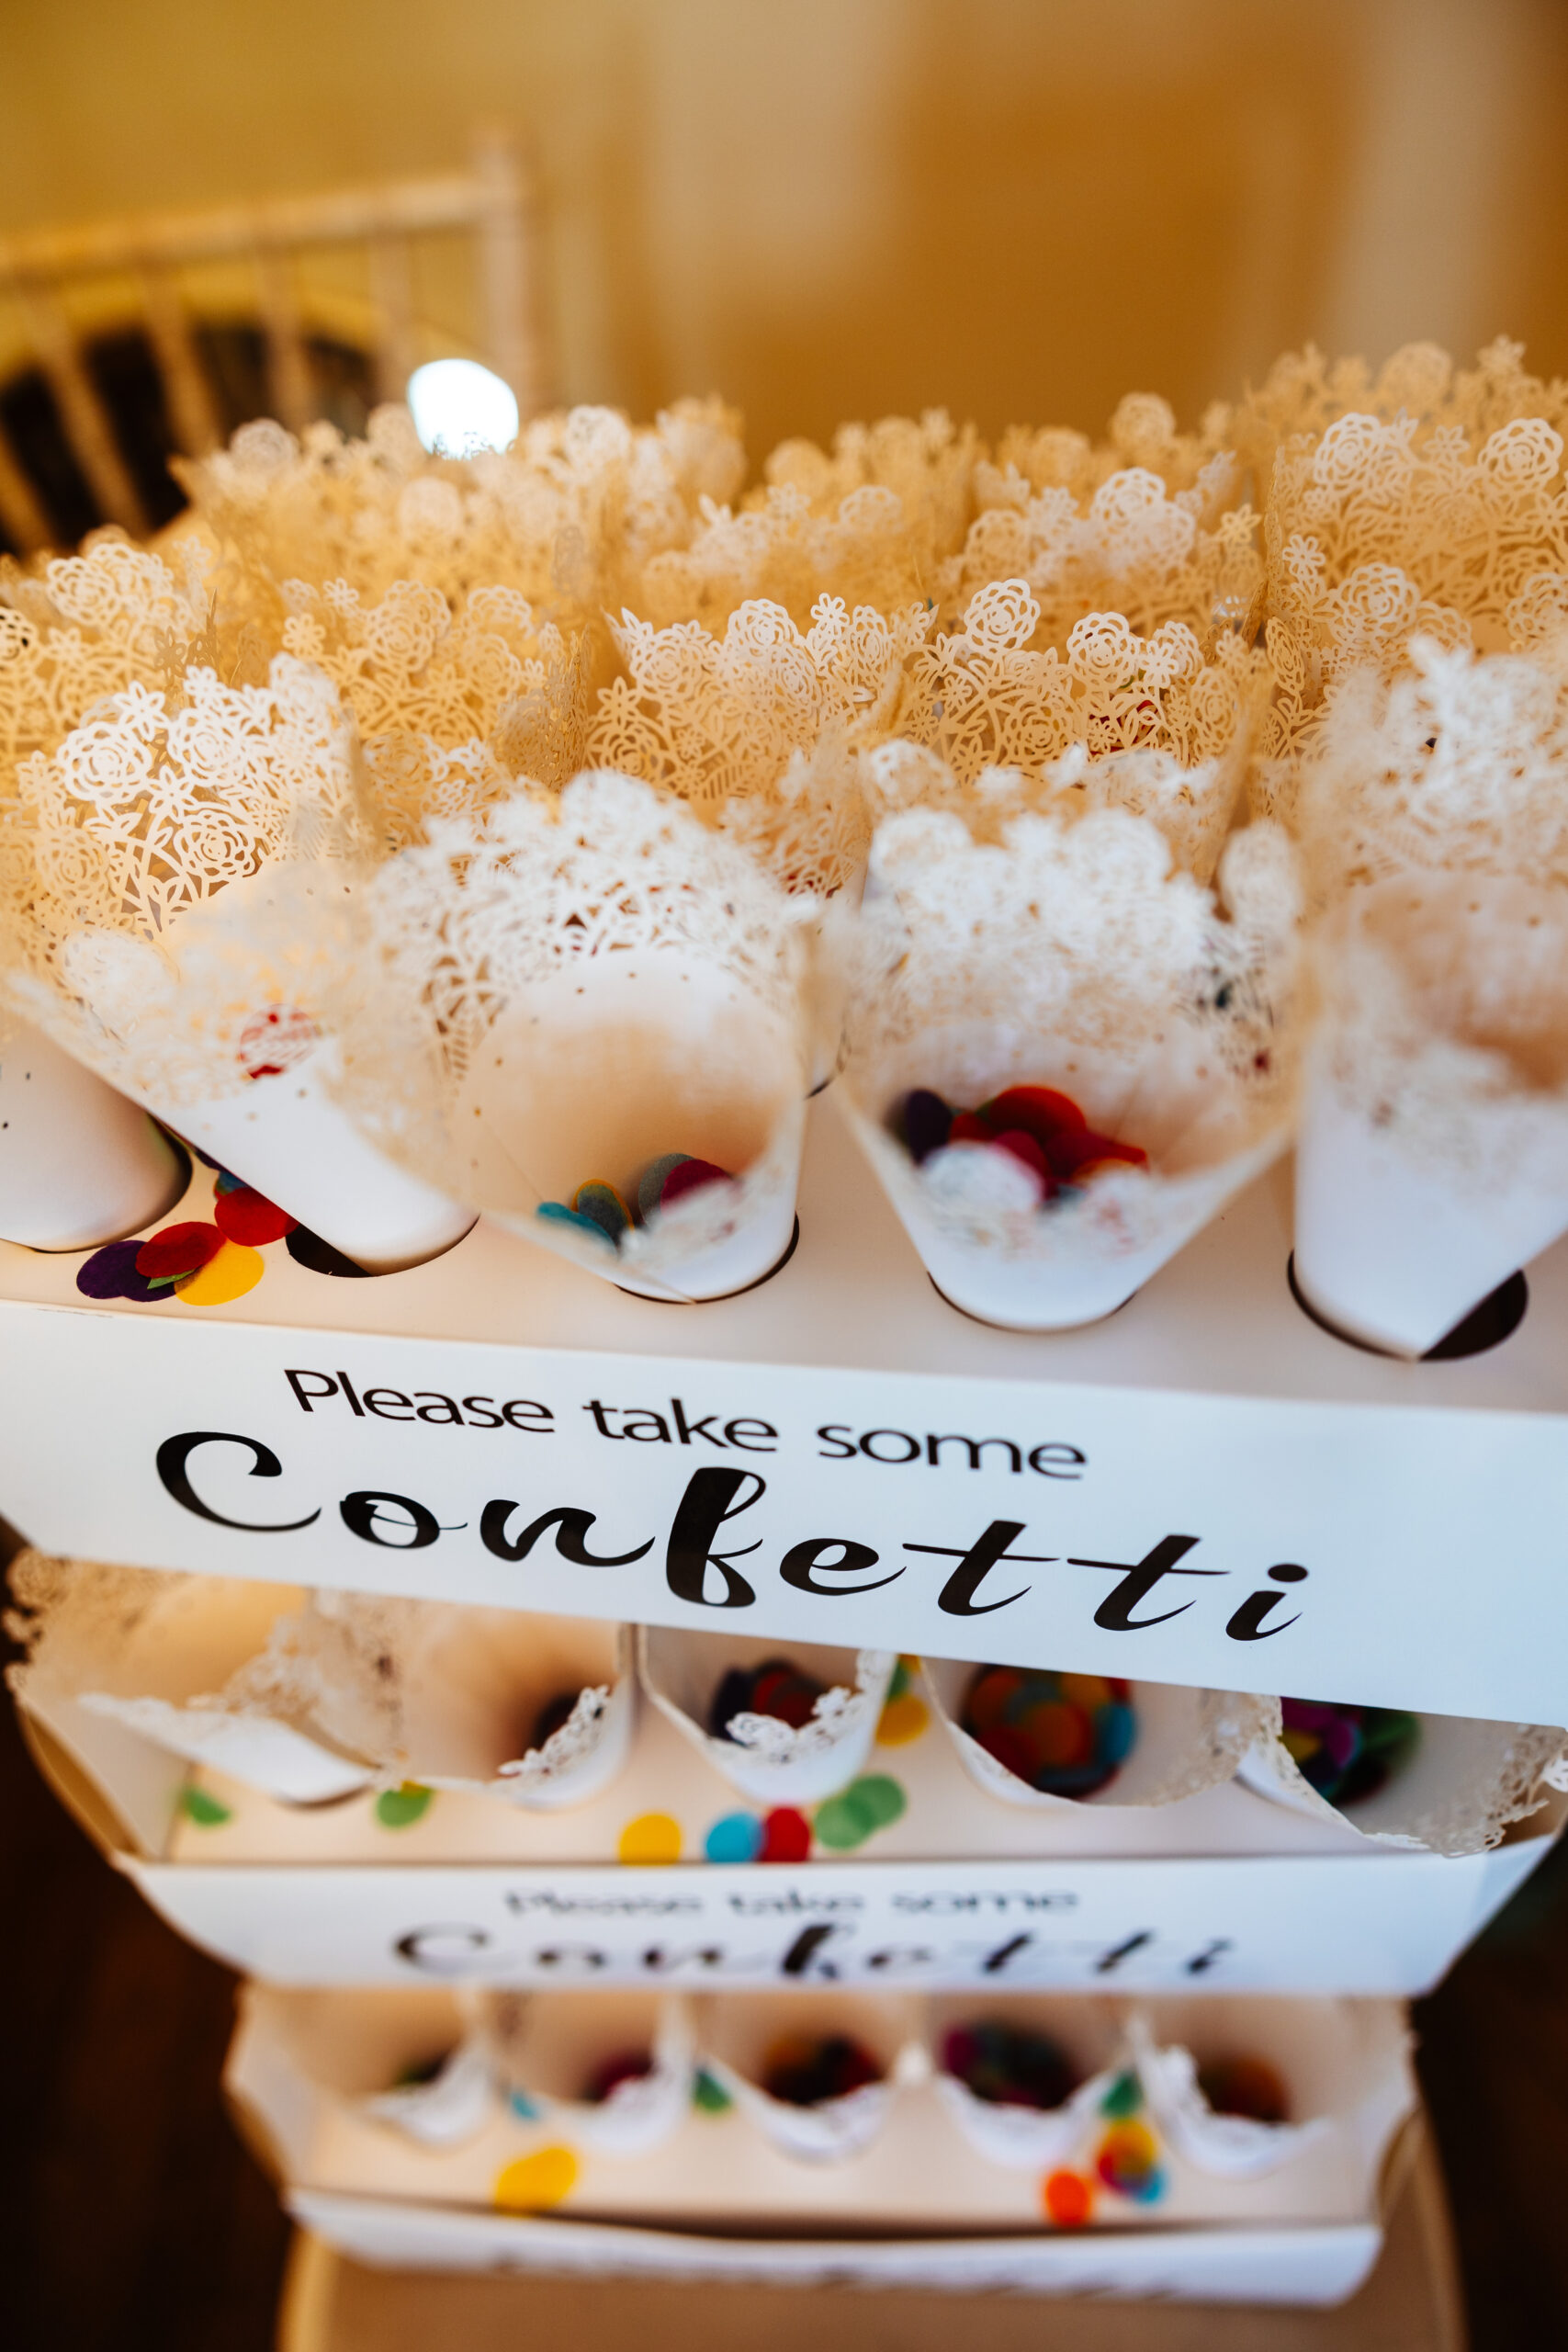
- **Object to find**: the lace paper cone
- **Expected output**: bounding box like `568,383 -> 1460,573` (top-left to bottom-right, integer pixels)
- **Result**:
1294,875 -> 1568,1355
2,656 -> 471,1271
389,1612 -> 634,1811
696,1989 -> 921,2164
1256,363 -> 1568,769
881,584 -> 1271,886
839,807 -> 1302,1329
1238,1704 -> 1564,1860
933,453 -> 1260,654
921,1661 -> 1267,1812
359,2031 -> 497,2150
0,1013 -> 185,1250
587,600 -> 890,1086
176,401 -> 747,636
1129,1998 -> 1385,2181
928,1994 -> 1122,2170
637,1626 -> 895,1805
479,1989 -> 695,2156
332,772 -> 816,1301
5,1556 -> 374,1804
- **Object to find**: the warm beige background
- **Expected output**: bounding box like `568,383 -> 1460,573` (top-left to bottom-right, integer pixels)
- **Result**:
3,0 -> 1568,453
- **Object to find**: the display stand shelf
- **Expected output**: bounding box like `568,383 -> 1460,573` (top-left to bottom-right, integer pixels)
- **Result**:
3,1091 -> 1567,1723
274,2121 -> 1463,2347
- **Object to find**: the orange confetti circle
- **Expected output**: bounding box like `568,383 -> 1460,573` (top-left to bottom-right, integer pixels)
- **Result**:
1043,2168 -> 1094,2228
875,1691 -> 931,1747
617,1811 -> 682,1863
175,1240 -> 265,1306
494,2144 -> 579,2211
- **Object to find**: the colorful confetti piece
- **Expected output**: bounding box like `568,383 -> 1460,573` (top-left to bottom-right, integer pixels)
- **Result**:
175,1239 -> 265,1306
813,1774 -> 907,1850
375,1783 -> 434,1829
705,1812 -> 763,1864
493,2145 -> 579,2211
180,1785 -> 232,1827
617,1812 -> 682,1864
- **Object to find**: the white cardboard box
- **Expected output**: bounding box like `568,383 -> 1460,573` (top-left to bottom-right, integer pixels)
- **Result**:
225,1981 -> 1416,2304
4,1091 -> 1567,1722
22,1691 -> 1560,1995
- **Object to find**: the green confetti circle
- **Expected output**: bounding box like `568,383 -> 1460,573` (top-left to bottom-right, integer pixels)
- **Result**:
692,2069 -> 734,2114
376,1782 -> 434,1829
180,1785 -> 231,1827
813,1773 -> 908,1850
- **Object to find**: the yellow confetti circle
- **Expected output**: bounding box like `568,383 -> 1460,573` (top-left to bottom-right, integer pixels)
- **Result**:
175,1241 -> 265,1306
494,2144 -> 579,2211
876,1692 -> 931,1747
617,1810 -> 682,1863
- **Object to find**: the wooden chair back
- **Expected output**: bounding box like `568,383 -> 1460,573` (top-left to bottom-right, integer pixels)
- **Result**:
0,126 -> 548,550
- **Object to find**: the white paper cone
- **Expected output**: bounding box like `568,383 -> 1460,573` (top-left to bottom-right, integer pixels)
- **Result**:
35,1568 -> 372,1804
1129,2000 -> 1344,2180
359,2034 -> 497,2149
1293,875 -> 1568,1357
638,1626 -> 894,1804
1237,1708 -> 1564,1858
164,1040 -> 474,1272
697,1990 -> 919,2164
398,1613 -> 636,1810
0,1016 -> 184,1250
461,955 -> 807,1302
1293,1071 -> 1568,1356
481,1990 -> 694,2155
854,1100 -> 1281,1329
922,1659 -> 1264,1812
928,1994 -> 1122,2170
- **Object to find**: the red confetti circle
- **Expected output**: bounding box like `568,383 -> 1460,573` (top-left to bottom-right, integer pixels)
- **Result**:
760,1807 -> 812,1863
214,1187 -> 298,1246
136,1221 -> 225,1280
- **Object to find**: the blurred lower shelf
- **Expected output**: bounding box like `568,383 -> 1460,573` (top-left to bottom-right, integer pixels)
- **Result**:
275,2110 -> 1464,2352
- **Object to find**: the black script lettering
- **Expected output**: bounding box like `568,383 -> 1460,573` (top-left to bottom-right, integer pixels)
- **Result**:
532,1945 -> 609,1972
462,1396 -> 503,1429
638,1943 -> 726,1972
340,1490 -> 442,1548
363,1387 -> 414,1420
907,1519 -> 1052,1614
1095,1930 -> 1154,1973
1185,1939 -> 1234,1976
585,1399 -> 621,1438
1225,1563 -> 1308,1641
816,1424 -> 857,1459
726,1419 -> 777,1453
395,1924 -> 495,1974
780,1921 -> 847,1978
157,1431 -> 321,1532
671,1397 -> 726,1449
502,1400 -> 553,1432
864,1946 -> 935,1973
1029,1443 -> 1085,1478
1070,1534 -> 1224,1630
983,1932 -> 1034,1974
926,1432 -> 1022,1473
414,1393 -> 462,1424
621,1409 -> 671,1443
285,1369 -> 338,1413
480,1500 -> 652,1568
666,1466 -> 764,1609
859,1427 -> 921,1464
337,1369 -> 366,1416
779,1537 -> 902,1597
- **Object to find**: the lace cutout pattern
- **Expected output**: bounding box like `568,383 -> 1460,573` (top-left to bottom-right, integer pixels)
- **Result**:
839,808 -> 1302,1269
2,655 -> 372,1103
891,581 -> 1269,798
328,772 -> 814,1273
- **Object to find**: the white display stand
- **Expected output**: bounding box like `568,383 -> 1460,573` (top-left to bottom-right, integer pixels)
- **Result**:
3,1091 -> 1568,1725
19,1698 -> 1559,1996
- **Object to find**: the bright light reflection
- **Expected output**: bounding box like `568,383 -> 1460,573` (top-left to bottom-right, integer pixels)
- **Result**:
406,358 -> 520,457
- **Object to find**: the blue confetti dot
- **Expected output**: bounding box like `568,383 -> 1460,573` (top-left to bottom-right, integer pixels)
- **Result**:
705,1811 -> 763,1864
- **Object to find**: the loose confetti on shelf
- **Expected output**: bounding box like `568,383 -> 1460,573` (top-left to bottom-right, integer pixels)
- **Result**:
375,1782 -> 434,1829
617,1811 -> 682,1863
493,2145 -> 580,2211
